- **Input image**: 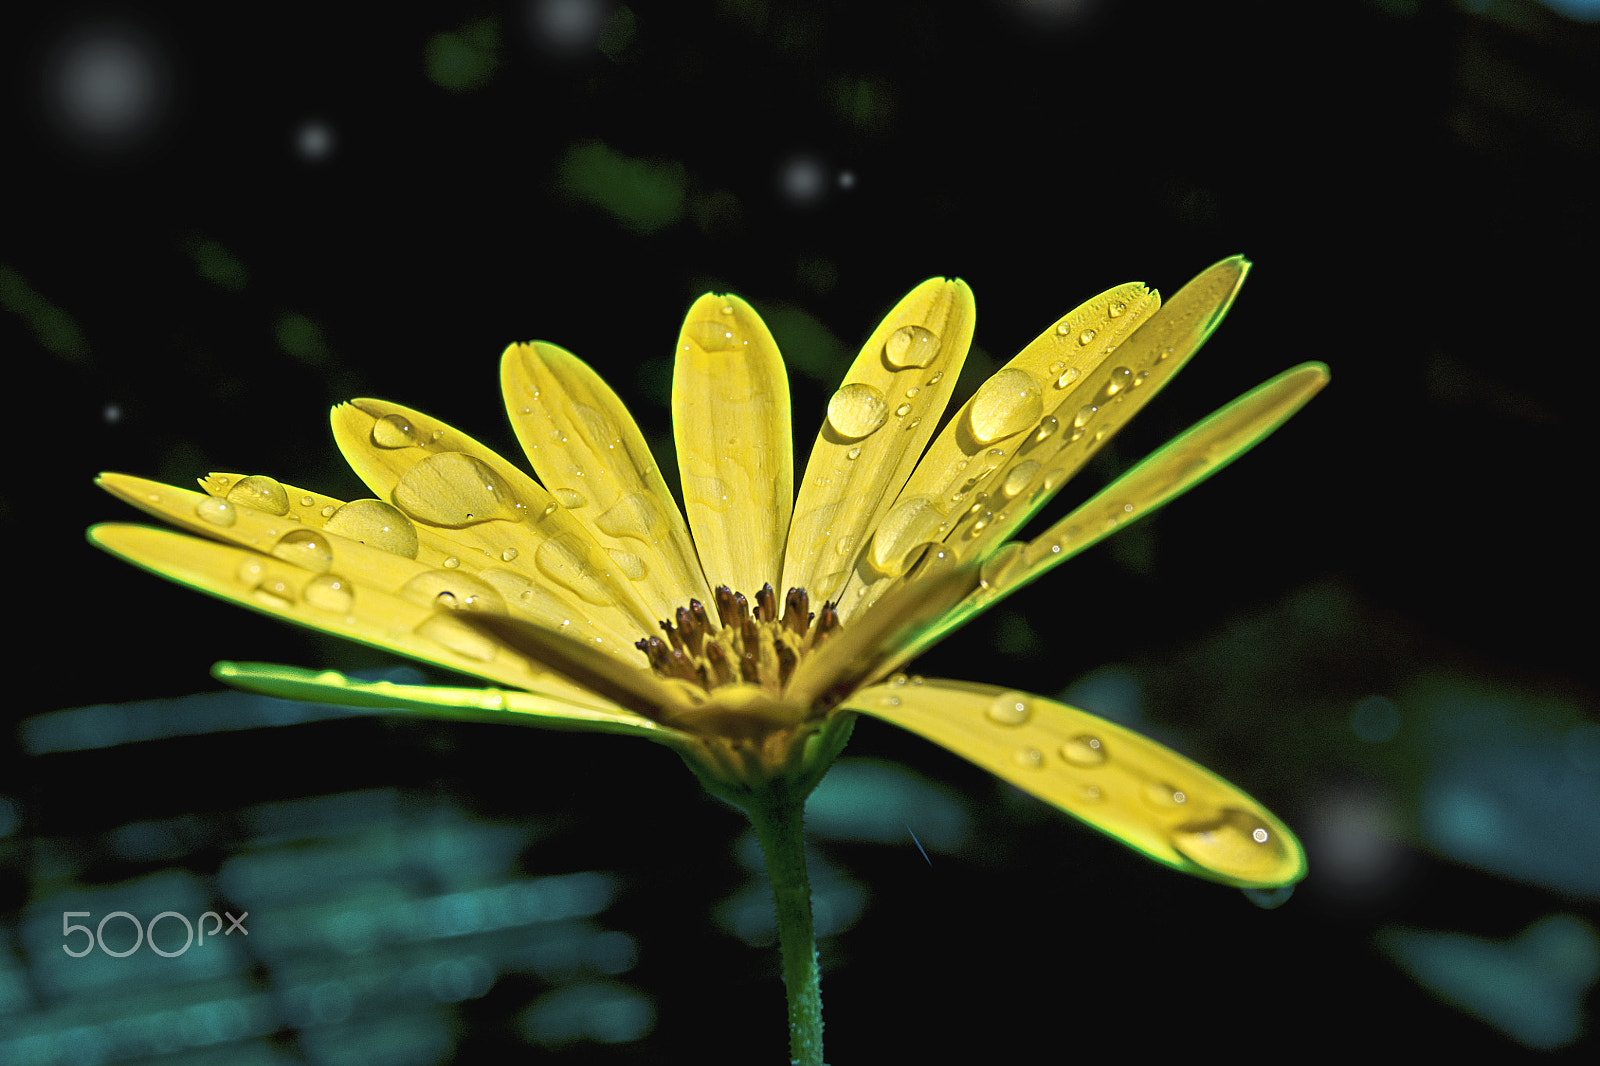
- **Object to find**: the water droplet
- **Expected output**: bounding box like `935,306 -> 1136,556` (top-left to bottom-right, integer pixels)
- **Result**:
553,487 -> 587,509
1022,538 -> 1063,566
871,496 -> 945,574
894,402 -> 912,418
1056,322 -> 1072,336
1100,366 -> 1133,400
1072,405 -> 1098,430
978,542 -> 1023,590
968,368 -> 1043,444
415,614 -> 500,662
827,382 -> 890,440
1169,808 -> 1292,881
443,556 -> 460,568
195,497 -> 238,527
888,673 -> 908,687
393,452 -> 519,527
320,505 -> 336,518
926,370 -> 944,385
501,548 -> 519,563
236,559 -> 295,607
606,547 -> 647,580
846,446 -> 861,460
400,570 -> 506,613
1059,735 -> 1106,766
1108,299 -> 1127,318
884,324 -> 940,368
227,475 -> 290,515
1144,783 -> 1188,808
999,460 -> 1040,499
595,492 -> 662,542
303,574 -> 354,613
535,533 -> 616,605
371,413 -> 421,448
1014,747 -> 1045,769
986,691 -> 1032,725
906,416 -> 922,431
687,320 -> 740,351
299,495 -> 314,507
905,386 -> 920,398
271,529 -> 334,573
1078,328 -> 1097,346
1055,366 -> 1081,390
324,499 -> 420,558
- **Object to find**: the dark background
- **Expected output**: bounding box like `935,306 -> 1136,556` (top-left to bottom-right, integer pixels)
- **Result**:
4,0 -> 1597,1061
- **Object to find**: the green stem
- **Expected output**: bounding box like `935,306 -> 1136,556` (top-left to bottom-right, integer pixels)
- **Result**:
746,784 -> 825,1066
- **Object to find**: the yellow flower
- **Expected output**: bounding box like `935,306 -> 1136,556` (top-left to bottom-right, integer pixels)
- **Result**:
91,256 -> 1324,890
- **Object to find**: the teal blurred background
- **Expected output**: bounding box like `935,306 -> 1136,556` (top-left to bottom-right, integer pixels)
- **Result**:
3,0 -> 1598,1061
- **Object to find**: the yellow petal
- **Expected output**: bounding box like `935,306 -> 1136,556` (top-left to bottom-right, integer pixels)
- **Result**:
845,677 -> 1305,888
88,522 -> 619,707
897,361 -> 1331,662
850,258 -> 1247,622
838,280 -> 1158,621
672,293 -> 793,597
213,662 -> 680,743
502,341 -> 713,625
331,398 -> 660,641
97,471 -> 639,659
783,278 -> 975,607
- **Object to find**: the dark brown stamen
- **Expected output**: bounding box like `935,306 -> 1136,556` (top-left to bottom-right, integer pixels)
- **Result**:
782,587 -> 810,637
755,583 -> 777,622
659,618 -> 684,651
714,585 -> 740,627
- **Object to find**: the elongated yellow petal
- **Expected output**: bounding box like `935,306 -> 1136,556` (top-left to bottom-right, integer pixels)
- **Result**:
849,258 -> 1248,623
502,342 -> 713,625
88,522 -> 618,706
898,361 -> 1331,661
331,398 -> 660,641
837,280 -> 1159,621
783,278 -> 975,607
845,677 -> 1305,888
672,294 -> 793,597
213,662 -> 680,743
97,471 -> 640,658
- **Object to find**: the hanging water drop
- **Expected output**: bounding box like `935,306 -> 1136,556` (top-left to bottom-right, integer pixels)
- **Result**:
826,382 -> 890,440
1169,808 -> 1294,883
870,496 -> 944,575
371,413 -> 421,448
271,529 -> 334,573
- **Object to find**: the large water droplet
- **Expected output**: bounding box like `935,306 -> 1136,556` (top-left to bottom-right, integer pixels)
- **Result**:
228,475 -> 290,515
553,487 -> 587,509
371,413 -> 421,448
535,533 -> 616,605
606,547 -> 647,580
1059,734 -> 1107,767
870,495 -> 945,574
884,324 -> 940,368
393,452 -> 519,527
968,369 -> 1043,444
827,382 -> 890,440
271,528 -> 334,573
986,691 -> 1032,725
324,499 -> 420,558
1170,808 -> 1292,882
195,498 -> 237,527
303,574 -> 354,613
1099,366 -> 1133,400
999,460 -> 1040,500
595,492 -> 662,542
687,320 -> 740,351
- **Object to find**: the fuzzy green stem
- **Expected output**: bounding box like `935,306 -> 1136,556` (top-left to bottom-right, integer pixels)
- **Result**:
746,784 -> 825,1066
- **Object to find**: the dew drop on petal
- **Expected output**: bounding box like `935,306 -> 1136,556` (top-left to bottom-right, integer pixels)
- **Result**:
1100,366 -> 1133,400
1014,747 -> 1045,769
1169,808 -> 1293,882
827,382 -> 890,440
894,402 -> 912,418
999,459 -> 1040,500
399,570 -> 506,613
606,546 -> 648,580
303,574 -> 354,613
977,542 -> 1023,590
324,499 -> 420,558
371,413 -> 421,448
884,324 -> 940,368
846,446 -> 861,461
1108,299 -> 1127,318
1078,328 -> 1097,346
1055,366 -> 1081,391
535,533 -> 617,605
986,691 -> 1032,726
870,495 -> 945,574
1059,734 -> 1106,767
595,492 -> 663,542
1144,783 -> 1188,808
553,487 -> 587,509
392,452 -> 519,527
501,548 -> 519,562
967,368 -> 1043,444
195,497 -> 238,527
271,528 -> 334,573
687,320 -> 740,352
227,475 -> 290,515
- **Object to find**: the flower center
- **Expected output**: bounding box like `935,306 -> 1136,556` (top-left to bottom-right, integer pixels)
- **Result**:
635,583 -> 840,696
